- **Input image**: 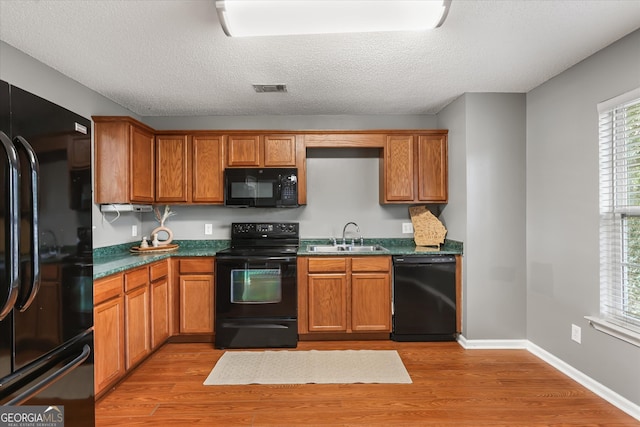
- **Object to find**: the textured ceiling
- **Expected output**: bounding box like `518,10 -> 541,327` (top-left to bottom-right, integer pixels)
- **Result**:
1,0 -> 639,116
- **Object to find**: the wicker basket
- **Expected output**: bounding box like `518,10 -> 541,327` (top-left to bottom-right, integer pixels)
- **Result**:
409,206 -> 447,246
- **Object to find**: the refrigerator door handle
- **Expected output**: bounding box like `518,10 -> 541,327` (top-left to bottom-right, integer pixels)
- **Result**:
13,136 -> 41,311
4,344 -> 90,406
0,132 -> 21,321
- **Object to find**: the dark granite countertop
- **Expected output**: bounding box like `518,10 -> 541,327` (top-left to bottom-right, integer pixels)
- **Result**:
93,240 -> 229,279
93,238 -> 462,279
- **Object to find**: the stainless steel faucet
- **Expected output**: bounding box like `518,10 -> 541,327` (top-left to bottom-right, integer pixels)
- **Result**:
342,222 -> 362,245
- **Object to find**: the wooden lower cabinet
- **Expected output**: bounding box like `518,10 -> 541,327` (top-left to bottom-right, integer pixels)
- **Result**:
124,268 -> 150,370
94,274 -> 125,396
150,260 -> 170,349
307,273 -> 348,332
351,272 -> 391,331
299,256 -> 391,336
178,258 -> 214,334
94,261 -> 171,397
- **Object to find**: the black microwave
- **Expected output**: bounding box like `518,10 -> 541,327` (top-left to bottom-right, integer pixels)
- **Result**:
224,168 -> 298,207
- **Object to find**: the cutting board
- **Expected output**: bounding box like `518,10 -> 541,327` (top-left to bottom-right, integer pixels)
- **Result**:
409,206 -> 447,247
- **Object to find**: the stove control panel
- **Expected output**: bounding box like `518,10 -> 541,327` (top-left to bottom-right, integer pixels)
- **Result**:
231,222 -> 299,238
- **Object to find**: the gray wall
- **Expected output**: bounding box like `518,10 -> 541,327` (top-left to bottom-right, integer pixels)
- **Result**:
143,148 -> 417,242
438,94 -> 527,340
526,29 -> 640,404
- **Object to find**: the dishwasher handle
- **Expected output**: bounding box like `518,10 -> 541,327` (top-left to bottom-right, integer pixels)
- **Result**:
393,255 -> 456,264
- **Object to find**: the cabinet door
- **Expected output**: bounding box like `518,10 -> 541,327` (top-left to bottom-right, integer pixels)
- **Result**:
351,272 -> 391,332
94,296 -> 125,395
179,275 -> 214,333
226,135 -> 261,167
417,134 -> 448,202
94,121 -> 129,203
156,134 -> 189,202
383,135 -> 414,202
129,125 -> 155,202
264,135 -> 296,166
124,285 -> 150,369
150,278 -> 170,349
192,135 -> 224,203
307,274 -> 348,332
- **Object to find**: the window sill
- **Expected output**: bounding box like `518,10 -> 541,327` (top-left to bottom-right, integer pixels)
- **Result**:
585,316 -> 640,348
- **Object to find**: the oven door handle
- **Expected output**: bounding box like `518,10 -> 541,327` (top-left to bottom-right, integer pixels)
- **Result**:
217,256 -> 297,264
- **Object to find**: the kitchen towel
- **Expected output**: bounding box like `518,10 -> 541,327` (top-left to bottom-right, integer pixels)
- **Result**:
203,349 -> 412,385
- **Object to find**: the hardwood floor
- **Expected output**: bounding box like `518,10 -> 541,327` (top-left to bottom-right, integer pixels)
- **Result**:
95,341 -> 638,426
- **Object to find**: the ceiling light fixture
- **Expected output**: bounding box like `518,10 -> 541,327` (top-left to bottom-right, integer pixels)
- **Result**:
215,0 -> 451,37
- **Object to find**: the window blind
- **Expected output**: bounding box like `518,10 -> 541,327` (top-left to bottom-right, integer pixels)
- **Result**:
598,88 -> 640,332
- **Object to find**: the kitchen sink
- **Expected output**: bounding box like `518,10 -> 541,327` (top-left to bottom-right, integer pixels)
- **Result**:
306,244 -> 387,253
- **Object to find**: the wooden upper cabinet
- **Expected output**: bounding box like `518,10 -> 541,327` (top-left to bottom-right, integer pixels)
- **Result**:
417,134 -> 448,202
129,125 -> 155,203
226,135 -> 261,167
154,133 -> 224,204
192,135 -> 224,203
225,134 -> 297,167
264,135 -> 297,166
381,131 -> 448,204
383,135 -> 415,202
155,134 -> 189,203
94,116 -> 155,204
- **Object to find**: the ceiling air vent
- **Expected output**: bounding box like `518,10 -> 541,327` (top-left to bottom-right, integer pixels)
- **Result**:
253,84 -> 287,93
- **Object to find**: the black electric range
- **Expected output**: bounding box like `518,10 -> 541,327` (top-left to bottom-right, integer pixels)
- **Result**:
214,222 -> 300,349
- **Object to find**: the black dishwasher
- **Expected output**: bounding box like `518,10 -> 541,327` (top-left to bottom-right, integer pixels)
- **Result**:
391,255 -> 457,342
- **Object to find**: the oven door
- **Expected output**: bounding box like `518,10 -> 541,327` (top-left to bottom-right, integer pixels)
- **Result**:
215,256 -> 297,319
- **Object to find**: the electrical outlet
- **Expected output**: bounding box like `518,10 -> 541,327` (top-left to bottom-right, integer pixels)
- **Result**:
402,223 -> 414,234
131,225 -> 138,237
204,223 -> 213,235
571,324 -> 581,343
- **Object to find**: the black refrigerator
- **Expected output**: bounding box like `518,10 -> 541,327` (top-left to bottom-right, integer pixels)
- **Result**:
0,80 -> 95,426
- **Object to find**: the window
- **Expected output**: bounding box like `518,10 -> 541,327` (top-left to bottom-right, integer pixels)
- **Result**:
598,88 -> 640,337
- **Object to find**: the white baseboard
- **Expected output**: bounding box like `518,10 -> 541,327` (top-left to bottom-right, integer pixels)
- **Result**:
456,335 -> 640,421
457,335 -> 528,349
527,341 -> 640,421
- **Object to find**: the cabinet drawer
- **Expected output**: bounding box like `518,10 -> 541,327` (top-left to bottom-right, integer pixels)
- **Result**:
149,260 -> 169,281
125,267 -> 148,292
179,258 -> 214,274
351,256 -> 390,272
95,274 -> 123,305
308,257 -> 347,273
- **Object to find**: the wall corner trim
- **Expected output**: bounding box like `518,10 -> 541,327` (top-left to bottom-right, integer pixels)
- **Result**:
456,336 -> 639,421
